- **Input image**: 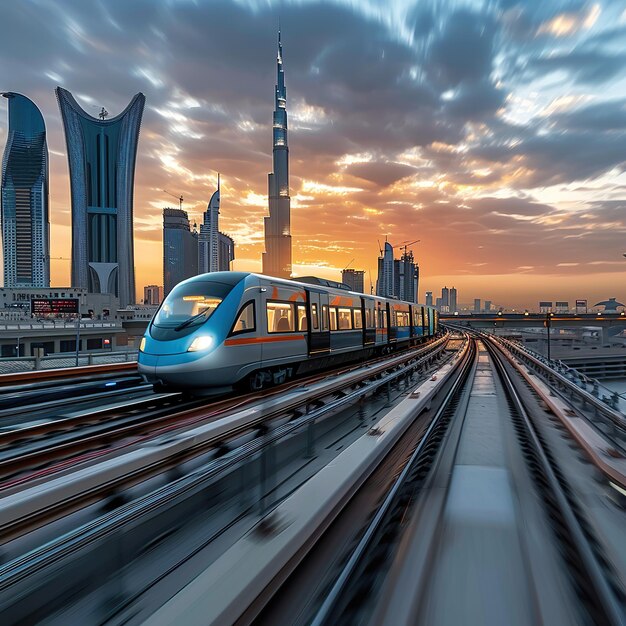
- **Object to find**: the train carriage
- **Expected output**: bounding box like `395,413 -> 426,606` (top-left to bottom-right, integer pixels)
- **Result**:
138,272 -> 439,392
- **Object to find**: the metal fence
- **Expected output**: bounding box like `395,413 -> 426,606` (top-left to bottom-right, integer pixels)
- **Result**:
0,351 -> 138,375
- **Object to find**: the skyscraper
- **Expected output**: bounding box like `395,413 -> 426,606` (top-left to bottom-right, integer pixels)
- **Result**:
473,298 -> 481,313
163,208 -> 198,296
217,232 -> 235,271
262,30 -> 292,278
143,285 -> 163,305
394,250 -> 419,303
342,268 -> 365,293
425,291 -> 433,307
199,176 -> 235,273
1,92 -> 50,288
441,287 -> 449,312
56,87 -> 145,307
376,241 -> 394,298
450,287 -> 458,313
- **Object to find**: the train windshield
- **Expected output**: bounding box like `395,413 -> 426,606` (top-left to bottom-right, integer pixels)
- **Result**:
153,281 -> 234,330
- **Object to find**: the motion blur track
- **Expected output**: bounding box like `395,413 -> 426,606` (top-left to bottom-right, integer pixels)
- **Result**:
260,336 -> 624,626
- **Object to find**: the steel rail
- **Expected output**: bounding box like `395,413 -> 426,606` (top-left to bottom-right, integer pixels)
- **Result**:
309,336 -> 476,626
486,339 -> 624,626
0,361 -> 136,387
492,334 -> 625,437
0,336 -> 452,607
0,337 -> 448,487
0,337 -> 450,540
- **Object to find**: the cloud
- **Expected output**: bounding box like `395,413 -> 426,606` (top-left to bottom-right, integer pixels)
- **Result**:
0,0 -> 624,307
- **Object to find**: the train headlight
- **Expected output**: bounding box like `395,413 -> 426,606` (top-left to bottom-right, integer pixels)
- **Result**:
188,335 -> 214,352
139,337 -> 146,352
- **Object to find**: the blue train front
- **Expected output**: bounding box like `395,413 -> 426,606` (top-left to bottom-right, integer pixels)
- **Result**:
138,272 -> 439,392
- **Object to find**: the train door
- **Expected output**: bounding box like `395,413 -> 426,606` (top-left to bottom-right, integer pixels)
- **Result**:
409,305 -> 415,343
363,298 -> 376,346
387,302 -> 396,343
307,289 -> 330,355
376,301 -> 387,346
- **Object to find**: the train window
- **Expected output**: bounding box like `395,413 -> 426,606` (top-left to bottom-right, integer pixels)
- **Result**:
396,311 -> 409,327
231,301 -> 255,335
382,310 -> 388,328
329,307 -> 338,331
267,301 -> 295,333
321,305 -> 329,330
311,304 -> 319,329
353,309 -> 363,329
297,304 -> 308,331
153,280 -> 232,330
338,308 -> 352,330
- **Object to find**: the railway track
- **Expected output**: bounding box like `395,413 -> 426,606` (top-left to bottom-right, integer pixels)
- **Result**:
0,335 -> 456,623
255,337 -> 625,626
0,337 -> 450,490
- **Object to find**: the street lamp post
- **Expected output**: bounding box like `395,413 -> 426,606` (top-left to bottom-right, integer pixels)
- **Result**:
75,317 -> 81,367
546,312 -> 553,361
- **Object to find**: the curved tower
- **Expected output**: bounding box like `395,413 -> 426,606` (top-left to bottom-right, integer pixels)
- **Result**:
262,29 -> 292,278
55,87 -> 145,306
199,175 -> 220,273
1,92 -> 50,288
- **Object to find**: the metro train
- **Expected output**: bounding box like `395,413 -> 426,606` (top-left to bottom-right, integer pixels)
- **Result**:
138,272 -> 440,392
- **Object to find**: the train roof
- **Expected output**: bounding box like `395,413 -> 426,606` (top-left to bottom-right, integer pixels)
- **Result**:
180,272 -> 434,309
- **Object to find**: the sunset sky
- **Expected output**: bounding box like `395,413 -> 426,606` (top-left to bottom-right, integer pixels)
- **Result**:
1,0 -> 625,309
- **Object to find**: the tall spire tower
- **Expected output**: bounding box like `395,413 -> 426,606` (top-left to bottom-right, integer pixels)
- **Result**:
262,28 -> 292,278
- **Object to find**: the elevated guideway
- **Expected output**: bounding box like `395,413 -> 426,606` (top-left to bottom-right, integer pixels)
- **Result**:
0,332 -> 625,624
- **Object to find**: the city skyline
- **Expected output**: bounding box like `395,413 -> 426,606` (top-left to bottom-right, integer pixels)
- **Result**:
0,1 -> 625,308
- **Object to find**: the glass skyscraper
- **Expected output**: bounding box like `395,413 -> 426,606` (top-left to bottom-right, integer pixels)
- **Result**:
56,87 -> 145,307
1,92 -> 50,288
163,208 -> 198,296
262,30 -> 292,278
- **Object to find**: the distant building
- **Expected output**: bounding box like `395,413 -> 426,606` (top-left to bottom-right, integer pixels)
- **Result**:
163,208 -> 198,295
484,300 -> 492,312
342,269 -> 365,293
435,297 -> 442,310
217,232 -> 235,271
441,287 -> 449,313
539,301 -> 553,313
376,243 -> 418,302
473,298 -> 481,313
56,87 -> 145,307
376,241 -> 395,298
0,286 -> 117,321
1,92 -> 50,288
425,291 -> 433,307
143,285 -> 163,306
394,251 -> 419,303
555,301 -> 569,314
594,298 -> 625,312
198,177 -> 235,273
262,30 -> 292,278
575,299 -> 587,314
449,287 -> 458,314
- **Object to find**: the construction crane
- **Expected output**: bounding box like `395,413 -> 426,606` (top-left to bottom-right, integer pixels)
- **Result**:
341,258 -> 355,272
397,239 -> 420,257
163,190 -> 184,211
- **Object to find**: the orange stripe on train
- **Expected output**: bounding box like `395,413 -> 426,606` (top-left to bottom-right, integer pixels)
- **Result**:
224,334 -> 306,346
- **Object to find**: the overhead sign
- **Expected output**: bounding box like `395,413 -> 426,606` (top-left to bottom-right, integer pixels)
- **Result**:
31,298 -> 79,315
